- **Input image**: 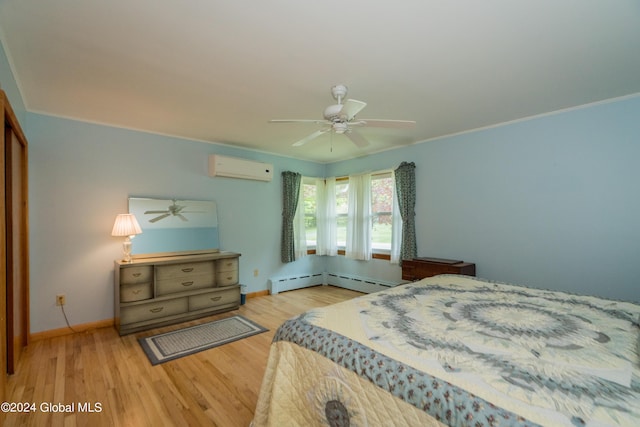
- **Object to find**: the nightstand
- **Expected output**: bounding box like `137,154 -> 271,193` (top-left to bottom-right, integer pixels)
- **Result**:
401,257 -> 476,281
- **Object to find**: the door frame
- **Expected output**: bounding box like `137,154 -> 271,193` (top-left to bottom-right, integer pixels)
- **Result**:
1,90 -> 30,402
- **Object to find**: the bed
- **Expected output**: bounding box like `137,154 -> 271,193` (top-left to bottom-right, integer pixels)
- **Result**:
252,275 -> 640,426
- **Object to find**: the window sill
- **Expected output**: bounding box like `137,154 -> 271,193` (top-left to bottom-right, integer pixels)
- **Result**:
306,249 -> 391,261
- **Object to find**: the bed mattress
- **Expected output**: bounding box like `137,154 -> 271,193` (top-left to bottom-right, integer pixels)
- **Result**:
253,275 -> 640,426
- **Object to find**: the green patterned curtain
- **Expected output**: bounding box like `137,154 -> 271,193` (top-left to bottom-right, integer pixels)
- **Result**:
394,162 -> 417,264
281,171 -> 302,263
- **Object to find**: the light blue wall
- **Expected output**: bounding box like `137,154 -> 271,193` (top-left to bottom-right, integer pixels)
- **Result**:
328,96 -> 640,303
24,114 -> 326,332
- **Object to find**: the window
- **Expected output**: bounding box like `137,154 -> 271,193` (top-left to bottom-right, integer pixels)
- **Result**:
370,172 -> 394,252
335,178 -> 349,248
301,171 -> 396,259
302,177 -> 317,248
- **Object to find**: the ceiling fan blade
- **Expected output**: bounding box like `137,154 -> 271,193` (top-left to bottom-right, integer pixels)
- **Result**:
269,119 -> 329,125
144,210 -> 169,214
177,214 -> 188,221
345,130 -> 370,148
293,129 -> 329,146
341,99 -> 367,120
350,119 -> 416,128
149,213 -> 170,223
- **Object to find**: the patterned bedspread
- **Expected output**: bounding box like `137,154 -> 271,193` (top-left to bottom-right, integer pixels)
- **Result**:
253,275 -> 640,426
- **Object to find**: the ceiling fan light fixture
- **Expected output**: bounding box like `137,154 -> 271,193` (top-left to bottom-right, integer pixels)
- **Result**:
333,122 -> 348,134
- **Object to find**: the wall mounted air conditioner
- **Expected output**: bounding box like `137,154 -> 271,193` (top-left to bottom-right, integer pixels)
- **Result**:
208,155 -> 273,182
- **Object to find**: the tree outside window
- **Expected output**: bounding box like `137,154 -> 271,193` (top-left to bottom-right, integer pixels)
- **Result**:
336,180 -> 349,248
371,173 -> 393,251
302,178 -> 317,247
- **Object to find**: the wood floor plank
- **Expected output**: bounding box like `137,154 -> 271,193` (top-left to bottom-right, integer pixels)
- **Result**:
5,285 -> 362,427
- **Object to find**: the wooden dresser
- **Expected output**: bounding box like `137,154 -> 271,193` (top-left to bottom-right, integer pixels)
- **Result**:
114,252 -> 241,335
401,257 -> 476,281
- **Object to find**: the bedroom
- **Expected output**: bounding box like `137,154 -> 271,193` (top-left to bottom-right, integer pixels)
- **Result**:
1,1 -> 639,426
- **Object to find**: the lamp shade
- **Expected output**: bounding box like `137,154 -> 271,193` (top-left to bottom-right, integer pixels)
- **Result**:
111,214 -> 142,237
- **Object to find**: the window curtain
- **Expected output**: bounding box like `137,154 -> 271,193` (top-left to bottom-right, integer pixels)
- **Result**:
394,162 -> 417,264
346,173 -> 372,260
390,170 -> 402,264
281,171 -> 301,263
316,177 -> 338,256
293,180 -> 307,260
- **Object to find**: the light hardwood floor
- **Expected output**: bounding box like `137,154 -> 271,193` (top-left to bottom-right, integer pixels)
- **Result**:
4,285 -> 363,427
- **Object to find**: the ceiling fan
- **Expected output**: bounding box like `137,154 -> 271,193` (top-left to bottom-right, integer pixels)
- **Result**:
144,200 -> 203,223
269,84 -> 415,148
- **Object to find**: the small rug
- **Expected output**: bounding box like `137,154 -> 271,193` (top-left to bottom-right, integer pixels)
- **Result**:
139,315 -> 268,365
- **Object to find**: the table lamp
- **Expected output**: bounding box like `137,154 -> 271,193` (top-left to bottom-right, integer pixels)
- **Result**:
111,213 -> 142,262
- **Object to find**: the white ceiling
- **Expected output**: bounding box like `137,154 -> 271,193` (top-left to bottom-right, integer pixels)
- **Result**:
1,1 -> 639,163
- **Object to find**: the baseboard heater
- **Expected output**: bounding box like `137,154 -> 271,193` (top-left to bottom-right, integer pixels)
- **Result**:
268,272 -> 401,295
268,273 -> 324,295
325,273 -> 399,294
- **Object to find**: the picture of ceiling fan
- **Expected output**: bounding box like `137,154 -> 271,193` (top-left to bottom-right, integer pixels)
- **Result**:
269,84 -> 415,147
144,200 -> 203,223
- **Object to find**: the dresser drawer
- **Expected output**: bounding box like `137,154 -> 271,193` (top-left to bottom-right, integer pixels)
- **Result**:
120,266 -> 153,285
216,258 -> 238,272
156,261 -> 215,281
120,282 -> 153,302
120,297 -> 188,325
189,288 -> 240,311
157,274 -> 214,296
216,270 -> 238,287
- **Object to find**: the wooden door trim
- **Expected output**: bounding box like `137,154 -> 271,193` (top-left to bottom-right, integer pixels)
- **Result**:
1,90 -> 30,379
0,92 -> 7,404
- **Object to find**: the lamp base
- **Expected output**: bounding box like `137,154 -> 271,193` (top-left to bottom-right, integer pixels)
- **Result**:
122,236 -> 133,263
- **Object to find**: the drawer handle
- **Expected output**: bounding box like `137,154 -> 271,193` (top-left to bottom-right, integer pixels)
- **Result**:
226,276 -> 232,280
182,268 -> 194,273
132,290 -> 141,295
150,307 -> 164,313
210,296 -> 222,302
181,281 -> 194,287
133,273 -> 142,277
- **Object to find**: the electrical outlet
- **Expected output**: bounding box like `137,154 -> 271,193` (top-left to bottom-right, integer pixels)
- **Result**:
56,294 -> 66,306
253,269 -> 259,277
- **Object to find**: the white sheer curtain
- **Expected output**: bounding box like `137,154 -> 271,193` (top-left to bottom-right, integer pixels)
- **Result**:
346,173 -> 371,260
316,177 -> 338,256
390,170 -> 402,264
293,179 -> 307,260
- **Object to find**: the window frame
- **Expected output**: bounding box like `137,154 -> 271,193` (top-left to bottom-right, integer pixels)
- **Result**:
301,176 -> 318,250
303,171 -> 393,260
369,171 -> 394,259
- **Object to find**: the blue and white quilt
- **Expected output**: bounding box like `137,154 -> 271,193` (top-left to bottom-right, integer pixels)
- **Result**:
253,275 -> 640,427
